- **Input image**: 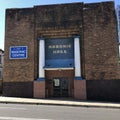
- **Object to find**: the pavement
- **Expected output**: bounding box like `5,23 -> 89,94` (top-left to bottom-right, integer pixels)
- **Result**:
0,96 -> 120,109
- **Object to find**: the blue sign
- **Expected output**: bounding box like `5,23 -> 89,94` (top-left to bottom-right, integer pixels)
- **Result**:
45,38 -> 74,68
10,46 -> 28,59
45,38 -> 74,59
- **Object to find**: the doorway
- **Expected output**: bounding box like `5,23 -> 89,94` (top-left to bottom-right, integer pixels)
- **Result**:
53,78 -> 69,97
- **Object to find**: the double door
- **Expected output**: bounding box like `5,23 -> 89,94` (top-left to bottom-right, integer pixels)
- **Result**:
53,78 -> 69,97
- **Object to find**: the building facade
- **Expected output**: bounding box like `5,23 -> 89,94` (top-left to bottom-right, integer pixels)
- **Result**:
0,49 -> 4,93
3,1 -> 120,101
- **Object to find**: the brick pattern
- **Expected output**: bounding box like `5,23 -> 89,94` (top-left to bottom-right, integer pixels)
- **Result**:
34,81 -> 45,98
34,3 -> 84,80
86,80 -> 120,101
35,3 -> 83,30
74,80 -> 86,100
5,2 -> 119,83
2,82 -> 33,97
83,2 -> 120,80
4,8 -> 35,82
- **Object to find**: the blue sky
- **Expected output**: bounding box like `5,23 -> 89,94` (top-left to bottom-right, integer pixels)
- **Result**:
0,0 -> 120,50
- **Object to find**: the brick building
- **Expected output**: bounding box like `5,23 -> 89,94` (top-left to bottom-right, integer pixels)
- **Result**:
3,1 -> 120,101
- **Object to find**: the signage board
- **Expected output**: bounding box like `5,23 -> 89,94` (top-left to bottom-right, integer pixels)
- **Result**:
45,38 -> 74,59
10,46 -> 28,59
45,38 -> 74,68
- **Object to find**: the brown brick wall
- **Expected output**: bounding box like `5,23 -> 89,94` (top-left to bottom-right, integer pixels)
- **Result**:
4,8 -> 35,82
2,82 -> 33,97
5,2 -> 119,83
35,3 -> 83,30
34,3 -> 84,79
34,81 -> 45,98
83,2 -> 120,80
86,80 -> 120,101
74,80 -> 86,100
3,2 -> 120,100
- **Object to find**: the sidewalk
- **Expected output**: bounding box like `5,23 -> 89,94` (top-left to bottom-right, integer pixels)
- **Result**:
0,96 -> 120,109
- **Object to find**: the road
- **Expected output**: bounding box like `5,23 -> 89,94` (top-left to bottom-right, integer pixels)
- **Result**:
0,103 -> 119,120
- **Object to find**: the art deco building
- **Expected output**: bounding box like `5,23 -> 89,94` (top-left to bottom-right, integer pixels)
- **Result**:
3,1 -> 120,101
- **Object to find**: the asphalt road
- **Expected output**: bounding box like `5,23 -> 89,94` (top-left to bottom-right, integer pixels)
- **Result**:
0,103 -> 120,120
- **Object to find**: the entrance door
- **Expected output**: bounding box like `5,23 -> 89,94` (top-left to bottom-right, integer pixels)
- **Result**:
53,78 -> 69,97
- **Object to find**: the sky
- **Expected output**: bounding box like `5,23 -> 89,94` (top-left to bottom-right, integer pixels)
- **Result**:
0,0 -> 120,50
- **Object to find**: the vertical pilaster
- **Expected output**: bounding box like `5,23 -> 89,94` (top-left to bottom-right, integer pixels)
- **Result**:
38,37 -> 45,80
74,36 -> 86,99
34,37 -> 46,98
74,36 -> 82,79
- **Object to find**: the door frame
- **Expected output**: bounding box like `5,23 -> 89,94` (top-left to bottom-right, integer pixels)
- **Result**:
53,77 -> 69,97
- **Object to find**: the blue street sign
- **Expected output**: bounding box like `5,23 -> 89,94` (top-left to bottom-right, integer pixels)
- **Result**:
10,46 -> 28,59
